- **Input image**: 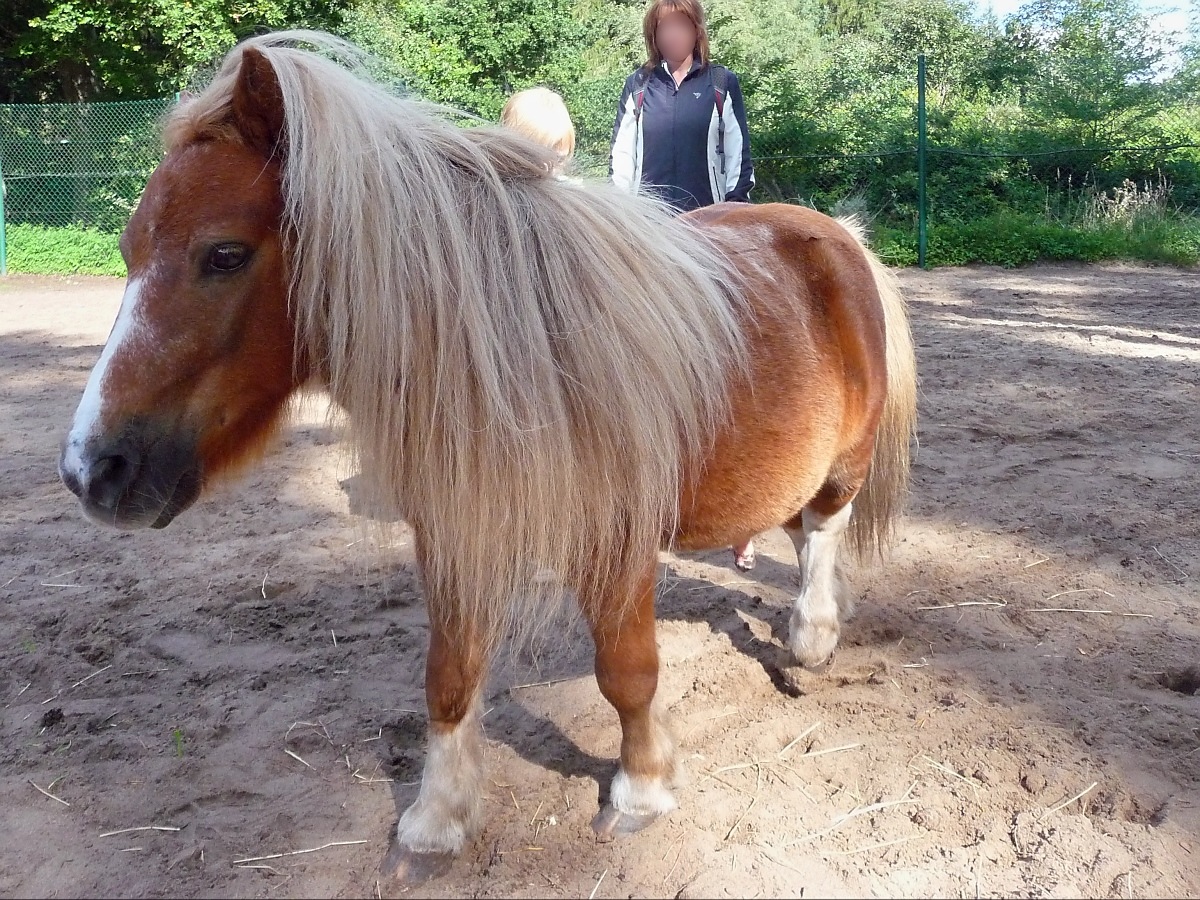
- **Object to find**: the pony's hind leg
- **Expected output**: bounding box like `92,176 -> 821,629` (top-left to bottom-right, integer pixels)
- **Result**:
732,538 -> 756,571
784,500 -> 853,668
582,563 -> 677,839
380,616 -> 489,886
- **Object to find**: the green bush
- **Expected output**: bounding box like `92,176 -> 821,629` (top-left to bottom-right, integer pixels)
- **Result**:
5,224 -> 125,276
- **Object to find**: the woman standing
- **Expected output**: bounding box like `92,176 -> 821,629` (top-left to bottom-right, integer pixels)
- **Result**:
611,0 -> 758,571
609,0 -> 754,213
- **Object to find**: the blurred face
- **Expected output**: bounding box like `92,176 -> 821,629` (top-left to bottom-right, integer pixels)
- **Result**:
656,10 -> 697,64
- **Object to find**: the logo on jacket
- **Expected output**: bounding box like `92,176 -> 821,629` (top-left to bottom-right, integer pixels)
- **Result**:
693,92 -> 702,98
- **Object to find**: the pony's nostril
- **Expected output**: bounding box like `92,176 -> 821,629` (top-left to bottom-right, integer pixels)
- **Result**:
92,454 -> 121,482
87,452 -> 138,509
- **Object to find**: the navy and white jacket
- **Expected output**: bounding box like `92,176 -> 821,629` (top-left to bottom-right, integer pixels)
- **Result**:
609,59 -> 754,212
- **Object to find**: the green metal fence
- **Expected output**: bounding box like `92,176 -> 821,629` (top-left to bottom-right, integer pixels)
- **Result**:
0,96 -> 175,274
2,57 -> 1198,275
570,56 -> 1200,269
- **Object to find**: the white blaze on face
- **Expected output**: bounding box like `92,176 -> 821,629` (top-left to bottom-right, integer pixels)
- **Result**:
61,276 -> 148,482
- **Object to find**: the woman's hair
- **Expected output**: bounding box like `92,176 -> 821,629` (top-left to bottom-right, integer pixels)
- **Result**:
643,0 -> 711,70
500,87 -> 576,163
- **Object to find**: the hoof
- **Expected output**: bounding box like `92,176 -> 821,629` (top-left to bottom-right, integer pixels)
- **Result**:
591,804 -> 663,842
789,614 -> 840,669
769,640 -> 834,696
732,541 -> 756,572
378,841 -> 455,889
790,643 -> 837,670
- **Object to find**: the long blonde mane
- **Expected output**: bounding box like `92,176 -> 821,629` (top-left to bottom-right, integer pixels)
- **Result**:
169,32 -> 748,650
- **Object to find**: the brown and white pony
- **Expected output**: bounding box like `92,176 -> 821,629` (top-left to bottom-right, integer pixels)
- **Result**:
58,33 -> 916,885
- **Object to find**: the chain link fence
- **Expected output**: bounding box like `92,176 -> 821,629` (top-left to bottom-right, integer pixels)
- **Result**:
571,126 -> 923,233
574,82 -> 1200,267
0,97 -> 175,272
2,68 -> 1198,274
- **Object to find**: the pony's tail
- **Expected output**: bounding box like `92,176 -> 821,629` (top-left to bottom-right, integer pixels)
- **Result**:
836,216 -> 919,559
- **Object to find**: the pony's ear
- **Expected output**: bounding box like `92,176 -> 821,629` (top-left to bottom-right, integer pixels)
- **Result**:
230,47 -> 286,157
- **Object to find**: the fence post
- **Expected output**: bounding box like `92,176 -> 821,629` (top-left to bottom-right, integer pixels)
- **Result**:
0,155 -> 6,276
917,53 -> 928,270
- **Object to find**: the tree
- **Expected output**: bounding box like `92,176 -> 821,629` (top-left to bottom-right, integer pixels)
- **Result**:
1013,0 -> 1170,143
974,16 -> 1042,103
870,0 -> 992,106
1170,0 -> 1200,98
1,0 -> 346,102
816,0 -> 883,36
341,0 -> 586,119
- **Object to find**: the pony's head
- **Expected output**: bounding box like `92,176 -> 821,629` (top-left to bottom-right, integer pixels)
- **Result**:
59,47 -> 297,529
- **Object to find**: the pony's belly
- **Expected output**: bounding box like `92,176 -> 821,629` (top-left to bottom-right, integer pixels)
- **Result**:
669,289 -> 855,553
672,475 -> 821,551
672,406 -> 840,552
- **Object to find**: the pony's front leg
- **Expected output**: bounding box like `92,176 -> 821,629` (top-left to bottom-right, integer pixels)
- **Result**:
380,618 -> 489,885
584,564 -> 678,839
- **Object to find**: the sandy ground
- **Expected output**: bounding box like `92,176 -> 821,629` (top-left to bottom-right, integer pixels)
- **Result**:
1,263 -> 1198,899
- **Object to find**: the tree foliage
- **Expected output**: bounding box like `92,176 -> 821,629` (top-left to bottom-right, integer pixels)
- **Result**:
2,0 -> 346,101
3,0 -> 1199,236
340,0 -> 586,118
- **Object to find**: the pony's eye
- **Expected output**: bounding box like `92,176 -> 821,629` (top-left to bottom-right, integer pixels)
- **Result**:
208,243 -> 249,272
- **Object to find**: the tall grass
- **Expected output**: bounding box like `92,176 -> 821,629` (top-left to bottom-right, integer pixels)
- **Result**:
5,224 -> 125,276
874,175 -> 1200,268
